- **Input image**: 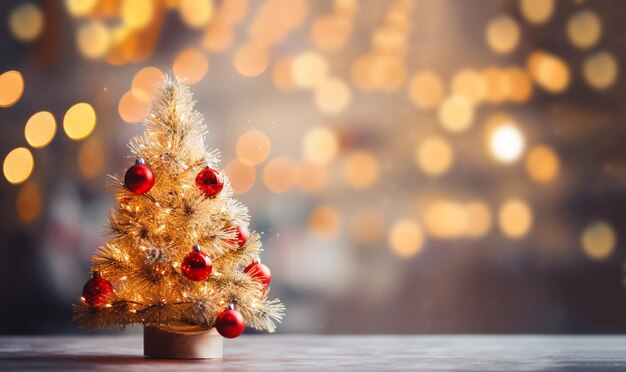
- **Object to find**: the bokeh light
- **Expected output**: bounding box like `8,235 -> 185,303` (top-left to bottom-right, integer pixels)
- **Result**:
498,199 -> 533,239
314,78 -> 352,115
505,67 -> 533,103
342,151 -> 379,189
63,103 -> 96,140
525,145 -> 560,183
3,147 -> 34,185
309,205 -> 342,239
77,21 -> 112,60
0,70 -> 24,108
302,126 -> 339,164
9,3 -> 44,42
236,130 -> 271,166
486,15 -> 520,54
527,51 -> 570,93
65,0 -> 98,17
581,221 -> 616,261
296,161 -> 328,193
388,219 -> 424,258
482,67 -> 508,104
451,69 -> 486,105
408,71 -> 445,109
263,157 -> 296,193
310,15 -> 351,52
583,51 -> 618,90
291,51 -> 329,89
132,67 -> 164,99
438,95 -> 474,133
24,111 -> 56,149
464,201 -> 492,238
424,200 -> 466,239
350,208 -> 385,247
234,42 -> 270,77
180,0 -> 214,29
16,181 -> 41,222
415,136 -> 454,176
567,10 -> 601,49
489,124 -> 525,163
78,137 -> 105,179
520,0 -> 554,24
173,48 -> 210,84
224,159 -> 256,194
121,0 -> 154,30
118,90 -> 150,124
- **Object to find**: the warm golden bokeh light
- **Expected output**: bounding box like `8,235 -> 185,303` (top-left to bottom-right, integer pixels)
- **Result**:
310,15 -> 351,52
78,137 -> 105,179
121,0 -> 154,30
486,15 -> 520,54
236,130 -> 271,166
388,219 -> 424,258
9,3 -> 44,42
342,151 -> 379,189
296,161 -> 328,193
525,145 -> 560,183
173,48 -> 210,84
118,90 -> 151,124
65,0 -> 98,17
132,67 -> 164,99
424,201 -> 466,239
464,201 -> 492,238
263,157 -> 296,193
180,0 -> 214,28
408,71 -> 445,109
314,78 -> 352,115
567,10 -> 601,49
0,70 -> 25,108
499,199 -> 533,239
350,208 -> 385,247
77,21 -> 112,59
3,147 -> 34,185
24,111 -> 56,149
527,51 -> 570,93
482,67 -> 509,104
224,159 -> 256,194
272,58 -> 295,90
581,221 -> 616,261
63,103 -> 96,140
234,42 -> 270,77
451,69 -> 487,105
292,51 -> 329,89
309,205 -> 342,239
438,95 -> 474,133
583,51 -> 618,90
415,136 -> 454,176
505,67 -> 533,103
520,0 -> 554,24
16,181 -> 41,222
489,124 -> 525,163
302,126 -> 339,164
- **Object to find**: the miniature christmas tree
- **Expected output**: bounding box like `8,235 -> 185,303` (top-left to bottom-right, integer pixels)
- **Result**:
74,76 -> 284,358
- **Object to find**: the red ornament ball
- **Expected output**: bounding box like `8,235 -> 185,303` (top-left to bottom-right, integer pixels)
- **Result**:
195,167 -> 224,197
124,159 -> 155,195
181,245 -> 213,281
244,262 -> 272,287
235,225 -> 249,248
215,308 -> 245,338
82,272 -> 113,307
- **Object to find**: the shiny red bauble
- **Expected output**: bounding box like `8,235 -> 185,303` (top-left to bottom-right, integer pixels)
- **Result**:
195,167 -> 223,197
181,245 -> 212,281
235,225 -> 249,248
124,159 -> 155,195
215,308 -> 245,338
244,262 -> 272,287
82,271 -> 113,307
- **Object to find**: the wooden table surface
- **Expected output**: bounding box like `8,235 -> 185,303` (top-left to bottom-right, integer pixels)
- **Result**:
1,335 -> 626,371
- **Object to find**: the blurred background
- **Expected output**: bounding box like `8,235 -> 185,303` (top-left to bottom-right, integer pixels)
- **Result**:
1,0 -> 626,334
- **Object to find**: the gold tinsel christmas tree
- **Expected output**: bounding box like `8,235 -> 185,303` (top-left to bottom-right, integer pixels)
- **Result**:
74,77 -> 284,345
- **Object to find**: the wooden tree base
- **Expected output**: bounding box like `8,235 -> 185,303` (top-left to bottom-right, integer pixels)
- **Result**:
143,324 -> 223,359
